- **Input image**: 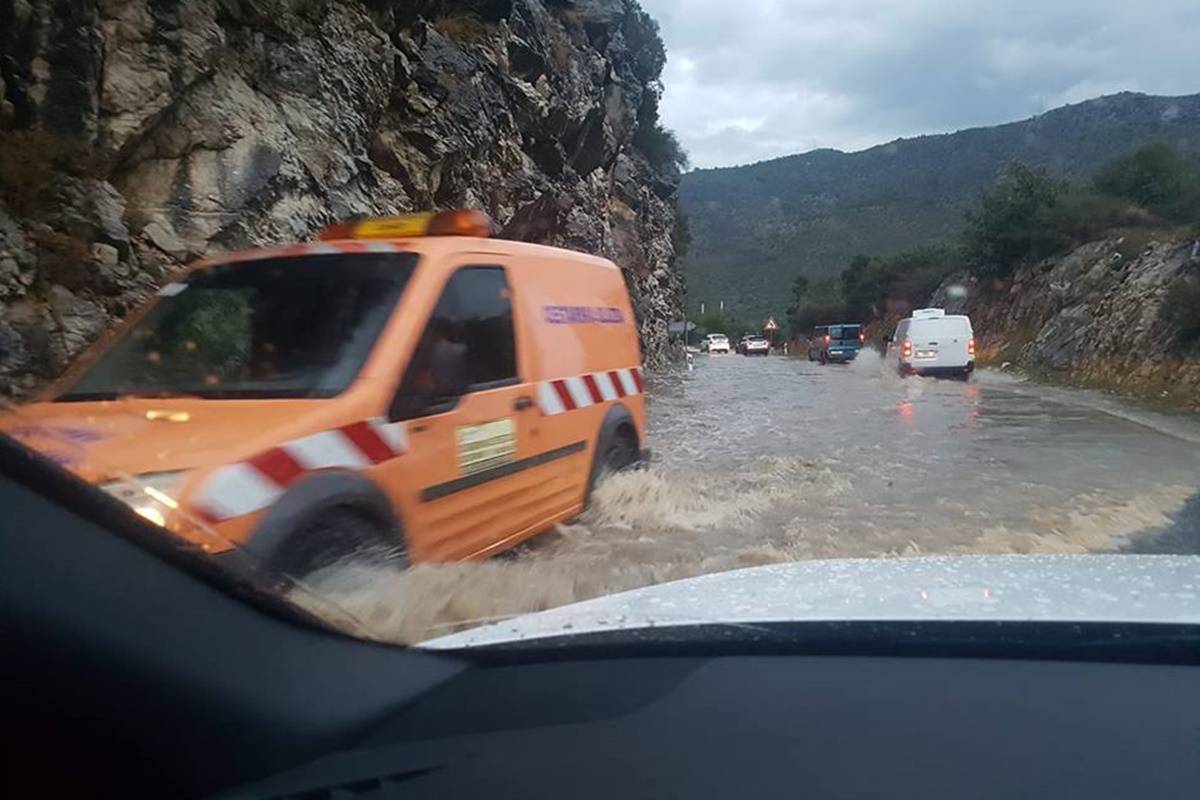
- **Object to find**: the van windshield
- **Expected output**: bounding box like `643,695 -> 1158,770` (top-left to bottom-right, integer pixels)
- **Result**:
56,253 -> 417,401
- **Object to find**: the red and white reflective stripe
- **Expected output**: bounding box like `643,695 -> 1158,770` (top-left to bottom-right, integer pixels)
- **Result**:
537,367 -> 644,416
192,417 -> 407,522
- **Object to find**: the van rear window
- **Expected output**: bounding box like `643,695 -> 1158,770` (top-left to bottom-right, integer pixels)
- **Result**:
908,318 -> 971,338
828,326 -> 861,340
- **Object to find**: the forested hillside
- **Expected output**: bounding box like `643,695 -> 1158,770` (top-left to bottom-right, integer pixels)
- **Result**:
680,92 -> 1200,320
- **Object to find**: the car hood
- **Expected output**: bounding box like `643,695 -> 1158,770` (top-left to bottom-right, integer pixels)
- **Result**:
422,554 -> 1200,649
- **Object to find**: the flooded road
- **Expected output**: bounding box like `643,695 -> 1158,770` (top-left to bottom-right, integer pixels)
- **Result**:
309,352 -> 1200,643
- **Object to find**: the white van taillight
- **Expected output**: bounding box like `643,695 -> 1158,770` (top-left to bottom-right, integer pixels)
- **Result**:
901,339 -> 912,358
967,337 -> 976,356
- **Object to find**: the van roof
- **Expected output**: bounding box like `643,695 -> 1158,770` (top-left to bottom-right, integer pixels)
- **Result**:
908,314 -> 971,322
198,237 -> 620,272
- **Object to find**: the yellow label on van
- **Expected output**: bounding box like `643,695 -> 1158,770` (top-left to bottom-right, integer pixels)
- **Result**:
456,418 -> 516,475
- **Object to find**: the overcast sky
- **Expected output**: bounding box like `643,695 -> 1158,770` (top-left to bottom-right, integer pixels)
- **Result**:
638,0 -> 1200,169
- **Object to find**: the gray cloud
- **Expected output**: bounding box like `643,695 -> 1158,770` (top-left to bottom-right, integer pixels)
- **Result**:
639,0 -> 1200,168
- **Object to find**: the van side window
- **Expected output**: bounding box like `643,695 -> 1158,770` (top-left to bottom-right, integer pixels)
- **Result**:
895,321 -> 909,340
392,266 -> 517,419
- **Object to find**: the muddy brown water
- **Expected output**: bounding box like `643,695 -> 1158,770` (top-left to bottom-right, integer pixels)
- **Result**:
295,351 -> 1200,643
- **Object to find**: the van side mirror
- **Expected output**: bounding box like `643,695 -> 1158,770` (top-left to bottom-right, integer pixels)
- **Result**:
388,342 -> 471,421
389,381 -> 464,421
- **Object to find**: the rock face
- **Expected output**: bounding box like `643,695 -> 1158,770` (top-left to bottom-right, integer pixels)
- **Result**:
931,235 -> 1200,409
0,0 -> 684,395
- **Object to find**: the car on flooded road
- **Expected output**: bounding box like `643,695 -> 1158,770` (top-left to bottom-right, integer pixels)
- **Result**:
738,335 -> 770,356
701,333 -> 731,354
0,210 -> 648,578
808,323 -> 863,364
886,308 -> 975,379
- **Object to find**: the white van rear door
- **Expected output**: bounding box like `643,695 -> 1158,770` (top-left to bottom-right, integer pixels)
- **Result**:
909,318 -> 970,368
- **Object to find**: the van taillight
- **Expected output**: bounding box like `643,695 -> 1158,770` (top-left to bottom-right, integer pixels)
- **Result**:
902,339 -> 912,358
967,337 -> 976,356
824,334 -> 830,345
859,332 -> 865,343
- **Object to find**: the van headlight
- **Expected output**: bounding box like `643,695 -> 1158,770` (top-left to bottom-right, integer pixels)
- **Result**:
100,471 -> 188,527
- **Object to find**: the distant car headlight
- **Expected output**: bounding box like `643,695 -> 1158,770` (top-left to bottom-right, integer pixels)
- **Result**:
100,471 -> 189,527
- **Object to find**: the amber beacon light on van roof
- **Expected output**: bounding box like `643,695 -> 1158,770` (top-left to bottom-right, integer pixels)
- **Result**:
317,209 -> 493,241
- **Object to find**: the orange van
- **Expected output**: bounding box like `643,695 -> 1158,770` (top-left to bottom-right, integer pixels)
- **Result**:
2,211 -> 647,576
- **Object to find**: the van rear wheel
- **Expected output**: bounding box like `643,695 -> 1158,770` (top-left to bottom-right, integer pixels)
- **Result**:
270,507 -> 407,580
585,424 -> 639,507
603,427 -> 639,473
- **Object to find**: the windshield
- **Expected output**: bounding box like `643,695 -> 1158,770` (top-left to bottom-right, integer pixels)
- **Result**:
2,0 -> 1199,655
56,254 -> 415,400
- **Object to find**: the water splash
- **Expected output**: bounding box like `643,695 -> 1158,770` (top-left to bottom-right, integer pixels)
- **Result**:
287,355 -> 1200,644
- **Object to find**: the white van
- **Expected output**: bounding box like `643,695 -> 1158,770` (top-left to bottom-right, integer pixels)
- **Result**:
886,308 -> 975,378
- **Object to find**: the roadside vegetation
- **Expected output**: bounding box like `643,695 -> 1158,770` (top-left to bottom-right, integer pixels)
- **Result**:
783,142 -> 1200,340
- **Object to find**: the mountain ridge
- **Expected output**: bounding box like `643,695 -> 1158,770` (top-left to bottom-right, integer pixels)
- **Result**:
679,91 -> 1200,320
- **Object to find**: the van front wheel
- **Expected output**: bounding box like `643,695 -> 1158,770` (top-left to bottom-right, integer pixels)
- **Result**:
271,507 -> 407,580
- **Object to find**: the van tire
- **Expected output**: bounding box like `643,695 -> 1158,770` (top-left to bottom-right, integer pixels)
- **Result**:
585,413 -> 640,507
270,507 -> 408,580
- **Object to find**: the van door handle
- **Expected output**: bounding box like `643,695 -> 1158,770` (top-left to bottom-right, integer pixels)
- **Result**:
513,396 -> 534,411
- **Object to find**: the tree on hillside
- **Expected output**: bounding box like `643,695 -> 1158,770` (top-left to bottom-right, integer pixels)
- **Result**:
838,248 -> 958,321
786,278 -> 846,335
785,274 -> 810,313
1094,143 -> 1188,208
634,90 -> 689,172
696,310 -> 751,337
1092,143 -> 1200,223
963,163 -> 1068,277
840,254 -> 877,320
784,274 -> 810,336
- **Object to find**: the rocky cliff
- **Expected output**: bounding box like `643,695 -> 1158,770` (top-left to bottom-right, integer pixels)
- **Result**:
931,234 -> 1200,410
0,0 -> 684,396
